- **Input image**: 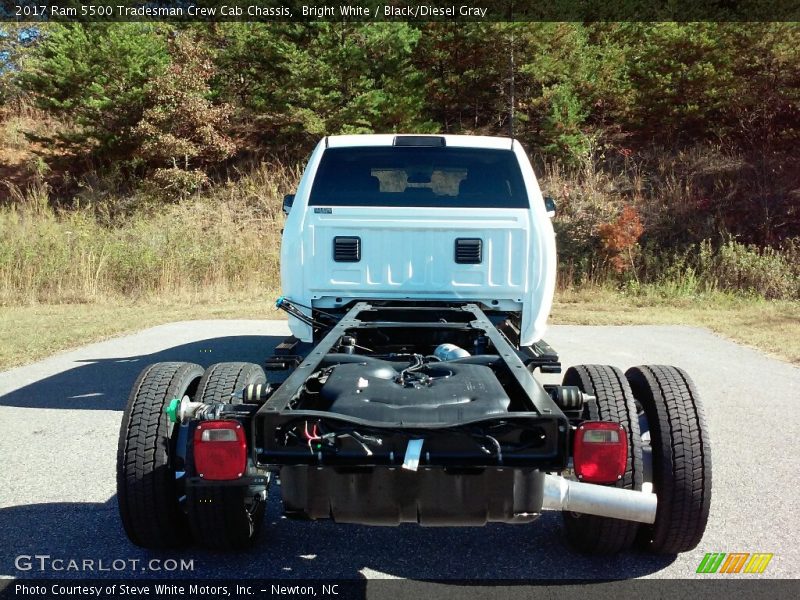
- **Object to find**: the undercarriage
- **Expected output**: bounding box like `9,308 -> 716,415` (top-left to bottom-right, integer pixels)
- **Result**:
117,301 -> 710,554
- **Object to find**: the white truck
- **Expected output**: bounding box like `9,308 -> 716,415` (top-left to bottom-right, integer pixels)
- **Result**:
116,135 -> 711,556
280,134 -> 555,347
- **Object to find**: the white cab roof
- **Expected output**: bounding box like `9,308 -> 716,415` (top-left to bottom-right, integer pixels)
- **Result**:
326,134 -> 515,150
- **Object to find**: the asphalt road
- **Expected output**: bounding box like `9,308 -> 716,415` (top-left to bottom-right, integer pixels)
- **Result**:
1,321 -> 798,581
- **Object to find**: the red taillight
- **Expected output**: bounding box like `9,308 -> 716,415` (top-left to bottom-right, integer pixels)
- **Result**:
573,421 -> 628,484
193,421 -> 247,481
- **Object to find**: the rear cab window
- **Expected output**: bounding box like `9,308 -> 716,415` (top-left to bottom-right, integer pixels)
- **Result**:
309,146 -> 529,208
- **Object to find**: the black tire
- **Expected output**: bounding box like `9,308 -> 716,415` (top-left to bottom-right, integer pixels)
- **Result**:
562,365 -> 643,554
194,361 -> 267,406
626,365 -> 711,554
117,361 -> 203,548
187,362 -> 268,550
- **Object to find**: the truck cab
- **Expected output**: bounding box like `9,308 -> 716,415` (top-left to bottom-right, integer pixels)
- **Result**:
280,134 -> 556,346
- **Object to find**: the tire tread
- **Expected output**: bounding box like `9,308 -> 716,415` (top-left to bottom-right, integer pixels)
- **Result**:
626,365 -> 711,554
117,362 -> 203,548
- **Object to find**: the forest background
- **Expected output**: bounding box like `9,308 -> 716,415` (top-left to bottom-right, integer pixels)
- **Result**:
1,22 -> 798,366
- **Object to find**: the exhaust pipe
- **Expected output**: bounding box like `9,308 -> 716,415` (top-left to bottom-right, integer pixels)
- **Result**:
542,474 -> 657,524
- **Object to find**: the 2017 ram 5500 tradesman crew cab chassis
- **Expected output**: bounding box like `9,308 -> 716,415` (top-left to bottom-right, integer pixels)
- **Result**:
117,135 -> 711,555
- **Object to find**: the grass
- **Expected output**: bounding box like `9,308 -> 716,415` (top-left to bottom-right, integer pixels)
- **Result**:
0,296 -> 281,370
553,288 -> 800,365
0,167 -> 290,305
1,291 -> 797,371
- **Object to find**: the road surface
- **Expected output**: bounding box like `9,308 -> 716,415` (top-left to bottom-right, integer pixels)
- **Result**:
0,321 -> 798,580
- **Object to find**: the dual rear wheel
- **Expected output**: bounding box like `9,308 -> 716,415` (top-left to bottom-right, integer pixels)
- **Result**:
562,364 -> 712,555
117,360 -> 711,555
117,361 -> 268,550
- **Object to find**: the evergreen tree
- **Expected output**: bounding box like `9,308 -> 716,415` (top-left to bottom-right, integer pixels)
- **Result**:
21,23 -> 169,161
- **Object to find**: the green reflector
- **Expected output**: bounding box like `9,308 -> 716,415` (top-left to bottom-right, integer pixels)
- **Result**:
165,398 -> 180,423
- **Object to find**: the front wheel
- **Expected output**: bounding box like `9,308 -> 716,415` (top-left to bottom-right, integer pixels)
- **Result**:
626,365 -> 712,554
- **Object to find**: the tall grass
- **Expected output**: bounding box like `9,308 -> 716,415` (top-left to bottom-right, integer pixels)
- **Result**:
1,151 -> 798,306
625,238 -> 799,301
0,163 -> 298,304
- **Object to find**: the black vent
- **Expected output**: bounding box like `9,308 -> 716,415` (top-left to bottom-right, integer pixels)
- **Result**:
455,238 -> 482,264
333,236 -> 361,262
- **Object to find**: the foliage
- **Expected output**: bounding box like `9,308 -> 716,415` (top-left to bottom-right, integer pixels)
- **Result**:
13,22 -> 800,177
697,238 -> 800,300
539,83 -> 592,163
135,31 -> 236,197
0,25 -> 39,104
598,205 -> 644,274
3,22 -> 799,300
211,22 -> 435,154
147,167 -> 210,199
19,24 -> 169,161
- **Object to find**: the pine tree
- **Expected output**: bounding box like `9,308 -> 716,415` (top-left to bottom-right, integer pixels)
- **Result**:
22,23 -> 169,161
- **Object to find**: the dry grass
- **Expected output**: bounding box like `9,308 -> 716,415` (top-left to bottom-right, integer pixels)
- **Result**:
553,287 -> 800,365
0,162 -> 297,305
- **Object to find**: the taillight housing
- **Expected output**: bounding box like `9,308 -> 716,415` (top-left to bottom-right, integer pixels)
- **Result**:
193,420 -> 247,481
573,421 -> 628,484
